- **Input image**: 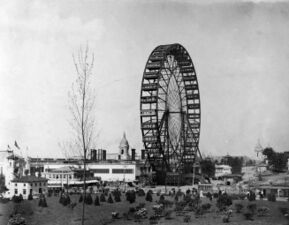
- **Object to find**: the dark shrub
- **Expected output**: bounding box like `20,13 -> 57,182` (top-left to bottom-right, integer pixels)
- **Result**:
235,203 -> 244,213
158,195 -> 165,204
174,194 -> 179,202
12,195 -> 23,203
38,194 -> 48,207
176,189 -> 183,197
184,193 -> 192,203
186,189 -> 191,195
113,189 -> 121,202
28,194 -> 33,201
201,203 -> 211,212
243,211 -> 254,220
114,193 -> 121,202
126,190 -> 136,204
94,195 -> 100,206
107,194 -> 114,203
60,194 -> 71,206
248,192 -> 256,201
247,203 -> 257,213
145,191 -> 153,202
85,194 -> 93,205
267,193 -> 276,202
213,192 -> 219,198
257,207 -> 269,217
100,193 -> 106,202
217,194 -> 232,211
206,192 -> 212,201
79,194 -> 83,203
129,207 -> 136,213
138,188 -> 145,197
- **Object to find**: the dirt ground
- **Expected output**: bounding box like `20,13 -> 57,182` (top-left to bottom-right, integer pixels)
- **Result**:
0,193 -> 288,225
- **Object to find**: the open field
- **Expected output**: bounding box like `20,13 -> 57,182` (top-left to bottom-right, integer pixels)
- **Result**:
1,193 -> 288,225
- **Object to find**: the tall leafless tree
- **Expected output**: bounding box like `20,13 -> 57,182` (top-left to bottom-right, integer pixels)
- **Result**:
69,45 -> 95,225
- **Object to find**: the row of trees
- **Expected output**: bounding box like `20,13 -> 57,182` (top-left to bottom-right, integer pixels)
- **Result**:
262,147 -> 288,172
200,156 -> 245,178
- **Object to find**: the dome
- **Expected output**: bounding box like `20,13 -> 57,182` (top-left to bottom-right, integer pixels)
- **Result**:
119,132 -> 129,149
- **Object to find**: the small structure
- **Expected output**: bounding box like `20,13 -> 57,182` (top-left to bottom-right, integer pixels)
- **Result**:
6,176 -> 48,199
215,165 -> 232,178
256,162 -> 268,173
259,185 -> 289,198
119,132 -> 130,160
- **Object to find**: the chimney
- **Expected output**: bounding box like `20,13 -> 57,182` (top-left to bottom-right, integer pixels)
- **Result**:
131,149 -> 136,161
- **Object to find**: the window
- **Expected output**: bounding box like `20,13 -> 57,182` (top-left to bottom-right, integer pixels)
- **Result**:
69,175 -> 72,179
24,183 -> 26,187
112,169 -> 134,174
35,183 -> 37,187
92,169 -> 109,174
23,189 -> 26,195
15,189 -> 18,194
15,183 -> 17,187
39,182 -> 42,186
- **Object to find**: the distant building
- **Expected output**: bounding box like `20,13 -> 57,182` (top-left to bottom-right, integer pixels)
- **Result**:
5,176 -> 48,199
42,166 -> 98,191
215,165 -> 232,178
256,162 -> 268,173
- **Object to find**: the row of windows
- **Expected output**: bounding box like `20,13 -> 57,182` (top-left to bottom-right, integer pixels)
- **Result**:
15,188 -> 45,195
90,168 -> 134,174
112,169 -> 134,174
15,183 -> 45,187
47,174 -> 73,179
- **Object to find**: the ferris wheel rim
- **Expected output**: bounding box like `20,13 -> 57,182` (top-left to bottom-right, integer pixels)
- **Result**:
140,43 -> 201,173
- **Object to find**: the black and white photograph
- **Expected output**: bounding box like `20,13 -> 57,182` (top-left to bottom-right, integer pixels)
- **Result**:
0,0 -> 289,224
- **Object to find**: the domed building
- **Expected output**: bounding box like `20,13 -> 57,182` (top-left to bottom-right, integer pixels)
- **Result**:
119,132 -> 130,160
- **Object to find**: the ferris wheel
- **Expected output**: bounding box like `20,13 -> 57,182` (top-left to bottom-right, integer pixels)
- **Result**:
140,44 -> 202,181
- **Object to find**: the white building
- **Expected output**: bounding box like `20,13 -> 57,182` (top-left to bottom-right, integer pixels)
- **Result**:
88,161 -> 137,182
215,165 -> 232,178
5,176 -> 48,199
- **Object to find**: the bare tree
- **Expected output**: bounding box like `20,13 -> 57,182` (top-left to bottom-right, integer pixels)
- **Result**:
69,45 -> 95,225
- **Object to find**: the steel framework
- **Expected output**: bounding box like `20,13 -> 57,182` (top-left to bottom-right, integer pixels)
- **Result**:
140,43 -> 202,184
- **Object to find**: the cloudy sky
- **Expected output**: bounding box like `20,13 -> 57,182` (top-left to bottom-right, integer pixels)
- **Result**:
0,0 -> 289,158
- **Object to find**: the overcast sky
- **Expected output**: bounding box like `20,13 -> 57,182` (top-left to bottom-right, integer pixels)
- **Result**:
0,0 -> 289,158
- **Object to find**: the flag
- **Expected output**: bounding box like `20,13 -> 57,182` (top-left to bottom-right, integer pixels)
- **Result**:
14,141 -> 20,149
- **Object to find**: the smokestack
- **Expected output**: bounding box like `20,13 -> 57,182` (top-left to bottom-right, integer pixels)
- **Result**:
90,149 -> 97,161
131,149 -> 136,161
141,149 -> 146,160
102,150 -> 106,160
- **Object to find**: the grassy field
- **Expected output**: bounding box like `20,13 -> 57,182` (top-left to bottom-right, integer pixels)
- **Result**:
0,193 -> 288,225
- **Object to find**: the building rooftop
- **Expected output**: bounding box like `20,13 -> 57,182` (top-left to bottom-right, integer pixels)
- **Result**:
11,176 -> 48,183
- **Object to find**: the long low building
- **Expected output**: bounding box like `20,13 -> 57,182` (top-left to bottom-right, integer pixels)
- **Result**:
29,158 -> 150,189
